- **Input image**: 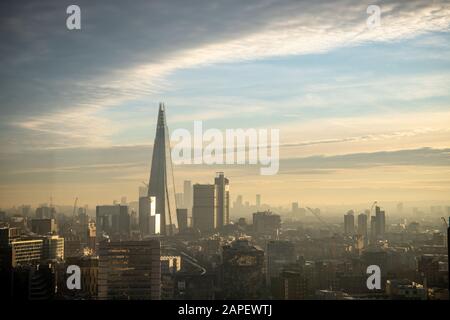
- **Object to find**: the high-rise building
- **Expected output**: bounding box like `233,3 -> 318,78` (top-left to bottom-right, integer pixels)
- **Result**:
357,213 -> 368,246
10,239 -> 43,267
375,206 -> 386,238
253,211 -> 281,237
42,235 -> 64,261
357,213 -> 367,236
183,180 -> 193,227
175,193 -> 184,208
77,207 -> 89,245
183,180 -> 193,211
193,184 -> 217,233
35,206 -> 55,219
256,194 -> 261,209
139,196 -> 160,236
98,240 -> 161,300
214,172 -> 229,229
222,239 -> 265,299
266,240 -> 296,287
31,219 -> 57,235
344,210 -> 355,236
147,103 -> 178,236
96,205 -> 130,240
370,216 -> 377,244
176,209 -> 188,232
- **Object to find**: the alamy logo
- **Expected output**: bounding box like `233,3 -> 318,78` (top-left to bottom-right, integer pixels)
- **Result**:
366,265 -> 381,290
66,5 -> 81,30
366,5 -> 381,29
171,121 -> 279,175
66,265 -> 81,290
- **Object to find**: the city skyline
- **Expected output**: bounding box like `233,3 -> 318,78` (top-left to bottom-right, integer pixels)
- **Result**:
1,0 -> 450,208
1,0 -> 449,305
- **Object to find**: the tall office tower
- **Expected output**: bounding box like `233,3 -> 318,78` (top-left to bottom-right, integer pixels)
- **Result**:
370,216 -> 377,244
266,240 -> 296,287
176,209 -> 188,232
292,202 -> 299,214
42,235 -> 64,261
98,240 -> 161,300
77,207 -> 89,244
222,239 -> 265,299
96,205 -> 130,240
344,210 -> 355,235
175,193 -> 184,208
193,184 -> 217,234
234,195 -> 243,211
357,213 -> 368,238
256,194 -> 261,209
35,206 -> 55,219
253,211 -> 281,237
147,103 -> 178,236
214,172 -> 230,229
31,219 -> 57,235
139,196 -> 160,236
183,180 -> 193,212
375,206 -> 386,238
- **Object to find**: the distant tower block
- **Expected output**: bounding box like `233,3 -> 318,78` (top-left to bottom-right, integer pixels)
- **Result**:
147,103 -> 178,236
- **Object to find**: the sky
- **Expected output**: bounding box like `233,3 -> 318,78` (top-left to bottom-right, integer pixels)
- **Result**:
0,0 -> 450,210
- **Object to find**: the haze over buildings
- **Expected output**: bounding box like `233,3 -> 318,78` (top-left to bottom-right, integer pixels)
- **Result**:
0,1 -> 450,208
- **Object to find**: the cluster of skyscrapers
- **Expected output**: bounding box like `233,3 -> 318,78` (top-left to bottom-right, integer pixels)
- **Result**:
0,103 -> 448,300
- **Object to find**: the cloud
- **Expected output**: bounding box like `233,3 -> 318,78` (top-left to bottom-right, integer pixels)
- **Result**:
280,147 -> 450,173
1,0 -> 450,149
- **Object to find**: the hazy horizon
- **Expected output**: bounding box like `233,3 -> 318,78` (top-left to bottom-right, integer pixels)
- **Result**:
1,0 -> 450,208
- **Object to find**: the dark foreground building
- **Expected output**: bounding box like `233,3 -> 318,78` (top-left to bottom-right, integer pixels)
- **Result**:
98,240 -> 161,300
221,239 -> 265,299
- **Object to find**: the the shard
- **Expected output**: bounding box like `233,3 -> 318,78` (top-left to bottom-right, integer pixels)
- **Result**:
147,103 -> 178,236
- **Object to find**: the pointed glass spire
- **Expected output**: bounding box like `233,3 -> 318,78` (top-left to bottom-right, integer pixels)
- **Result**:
148,102 -> 178,235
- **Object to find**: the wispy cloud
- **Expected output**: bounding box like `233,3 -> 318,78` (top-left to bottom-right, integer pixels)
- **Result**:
3,0 -> 449,148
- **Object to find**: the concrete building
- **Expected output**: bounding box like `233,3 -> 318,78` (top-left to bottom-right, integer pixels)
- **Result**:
98,240 -> 161,300
266,240 -> 296,287
344,211 -> 355,236
253,211 -> 281,237
215,172 -> 230,229
222,239 -> 265,299
96,204 -> 130,240
31,219 -> 57,235
176,208 -> 188,232
193,184 -> 217,233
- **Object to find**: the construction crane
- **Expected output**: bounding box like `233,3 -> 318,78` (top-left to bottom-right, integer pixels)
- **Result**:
306,207 -> 333,230
72,197 -> 78,217
441,217 -> 448,228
